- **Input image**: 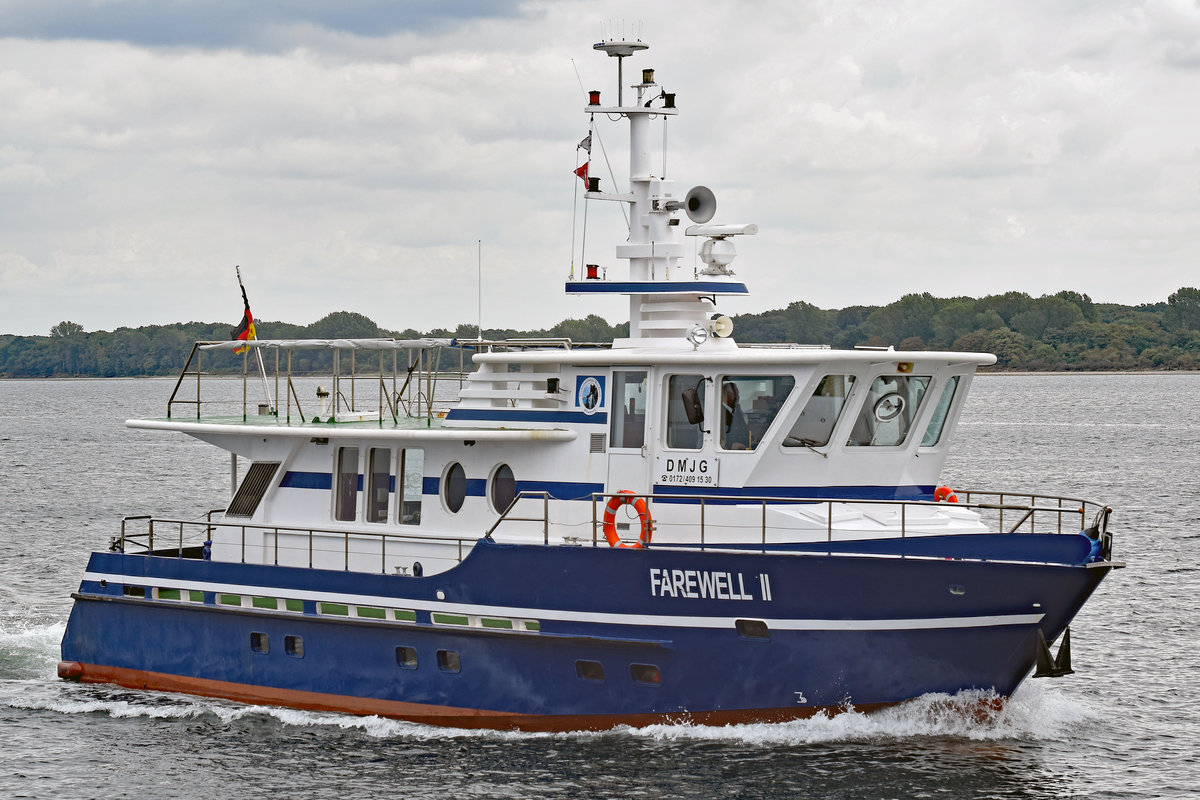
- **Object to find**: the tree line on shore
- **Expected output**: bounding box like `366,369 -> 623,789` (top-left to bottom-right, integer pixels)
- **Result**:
3,287 -> 1199,378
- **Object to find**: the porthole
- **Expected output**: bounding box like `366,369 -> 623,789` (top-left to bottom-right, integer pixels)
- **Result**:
284,635 -> 304,658
250,632 -> 269,654
437,649 -> 461,673
443,462 -> 467,514
490,464 -> 516,514
396,646 -> 418,670
630,663 -> 661,685
576,660 -> 605,682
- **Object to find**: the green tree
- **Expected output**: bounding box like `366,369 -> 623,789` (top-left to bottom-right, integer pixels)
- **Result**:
1010,296 -> 1083,340
1165,287 -> 1200,331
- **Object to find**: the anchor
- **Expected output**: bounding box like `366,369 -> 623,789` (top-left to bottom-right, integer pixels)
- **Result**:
1033,627 -> 1074,678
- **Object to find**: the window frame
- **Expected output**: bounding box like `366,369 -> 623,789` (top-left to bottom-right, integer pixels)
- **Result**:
334,446 -> 360,522
609,370 -> 649,450
489,463 -> 517,514
442,462 -> 467,514
716,374 -> 796,452
783,374 -> 858,450
365,447 -> 391,524
397,447 -> 424,526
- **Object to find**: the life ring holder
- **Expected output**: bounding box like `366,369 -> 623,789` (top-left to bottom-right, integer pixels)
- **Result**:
602,490 -> 653,549
933,485 -> 959,503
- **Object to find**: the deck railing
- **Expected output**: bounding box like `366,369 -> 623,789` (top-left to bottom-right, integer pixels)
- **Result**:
492,489 -> 1112,551
116,489 -> 1113,573
117,514 -> 479,573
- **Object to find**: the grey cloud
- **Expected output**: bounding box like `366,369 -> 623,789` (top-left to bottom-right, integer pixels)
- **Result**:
0,0 -> 526,50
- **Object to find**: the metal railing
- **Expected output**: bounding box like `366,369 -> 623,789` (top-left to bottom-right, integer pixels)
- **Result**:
483,489 -> 1112,551
164,339 -> 466,423
117,514 -> 478,573
114,488 -> 1113,572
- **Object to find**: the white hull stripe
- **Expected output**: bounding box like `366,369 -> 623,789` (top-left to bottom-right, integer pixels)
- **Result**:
82,571 -> 1044,632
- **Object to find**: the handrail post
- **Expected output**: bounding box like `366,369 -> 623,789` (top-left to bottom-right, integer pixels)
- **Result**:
901,501 -> 906,539
241,525 -> 245,563
309,528 -> 313,568
592,494 -> 598,547
274,527 -> 279,566
178,522 -> 183,557
761,499 -> 767,551
345,531 -> 349,571
543,492 -> 550,545
148,519 -> 154,553
827,500 -> 833,542
700,497 -> 705,548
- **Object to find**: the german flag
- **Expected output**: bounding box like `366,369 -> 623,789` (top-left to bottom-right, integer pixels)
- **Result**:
231,267 -> 256,354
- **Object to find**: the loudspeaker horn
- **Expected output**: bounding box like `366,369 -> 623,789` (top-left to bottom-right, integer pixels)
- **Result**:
712,315 -> 734,338
683,185 -> 717,224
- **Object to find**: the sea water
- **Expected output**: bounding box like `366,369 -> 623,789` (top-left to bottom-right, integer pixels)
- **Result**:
1,374 -> 1197,799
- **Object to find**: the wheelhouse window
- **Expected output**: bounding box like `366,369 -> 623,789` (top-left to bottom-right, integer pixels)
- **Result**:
785,375 -> 857,448
665,374 -> 706,449
718,375 -> 795,451
610,371 -> 648,449
490,464 -> 516,514
398,448 -> 423,525
921,376 -> 961,447
443,462 -> 467,514
334,447 -> 359,521
366,448 -> 390,523
848,375 -> 931,447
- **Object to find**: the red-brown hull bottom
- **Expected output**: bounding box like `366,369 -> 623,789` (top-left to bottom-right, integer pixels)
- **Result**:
58,660 -> 910,732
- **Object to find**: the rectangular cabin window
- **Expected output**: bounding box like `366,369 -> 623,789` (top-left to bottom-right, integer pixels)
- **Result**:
437,649 -> 461,673
718,375 -> 796,451
334,446 -> 359,521
848,375 -> 931,447
785,375 -> 857,448
396,646 -> 418,669
227,461 -> 281,518
576,660 -> 605,681
921,376 -> 960,447
398,448 -> 424,525
630,663 -> 662,685
665,374 -> 705,450
285,635 -> 304,658
610,371 -> 648,449
366,447 -> 391,523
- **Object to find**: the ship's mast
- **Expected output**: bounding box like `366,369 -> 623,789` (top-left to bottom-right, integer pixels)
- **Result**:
570,40 -> 753,349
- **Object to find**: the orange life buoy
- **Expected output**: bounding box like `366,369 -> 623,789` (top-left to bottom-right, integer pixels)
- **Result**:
933,485 -> 959,503
602,490 -> 653,549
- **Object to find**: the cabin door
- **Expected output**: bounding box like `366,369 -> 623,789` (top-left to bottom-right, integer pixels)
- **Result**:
606,370 -> 650,495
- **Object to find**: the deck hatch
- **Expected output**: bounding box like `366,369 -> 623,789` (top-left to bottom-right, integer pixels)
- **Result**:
227,461 -> 281,517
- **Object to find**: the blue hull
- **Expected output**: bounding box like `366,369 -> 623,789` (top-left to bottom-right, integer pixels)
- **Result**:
60,538 -> 1112,730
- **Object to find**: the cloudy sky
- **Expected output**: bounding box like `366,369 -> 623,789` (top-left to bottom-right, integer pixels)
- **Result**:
2,0 -> 1198,337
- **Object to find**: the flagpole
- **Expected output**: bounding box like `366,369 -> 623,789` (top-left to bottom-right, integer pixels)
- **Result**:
235,266 -> 273,414
477,239 -> 482,341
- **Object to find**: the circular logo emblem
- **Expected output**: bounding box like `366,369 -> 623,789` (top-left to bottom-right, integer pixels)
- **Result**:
578,377 -> 602,415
